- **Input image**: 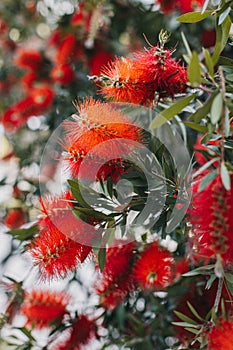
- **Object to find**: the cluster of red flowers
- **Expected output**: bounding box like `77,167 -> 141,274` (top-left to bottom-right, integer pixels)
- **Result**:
96,44 -> 187,105
156,0 -> 205,14
20,289 -> 97,349
96,240 -> 178,310
63,98 -> 143,181
188,173 -> 233,265
28,192 -> 94,280
1,2 -> 113,132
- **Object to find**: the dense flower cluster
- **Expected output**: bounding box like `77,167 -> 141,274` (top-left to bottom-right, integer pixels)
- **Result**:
156,0 -> 205,14
97,44 -> 187,105
188,173 -> 233,264
132,241 -> 175,290
28,192 -> 94,280
63,98 -> 144,181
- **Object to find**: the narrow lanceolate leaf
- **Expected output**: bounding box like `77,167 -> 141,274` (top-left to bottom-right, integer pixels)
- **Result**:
150,93 -> 197,129
212,16 -> 231,65
189,90 -> 218,122
203,48 -> 214,77
98,248 -> 106,272
218,7 -> 231,25
176,10 -> 212,23
187,302 -> 204,321
210,93 -> 223,124
198,170 -> 218,192
173,311 -> 198,325
221,162 -> 231,190
184,122 -> 208,133
188,51 -> 201,84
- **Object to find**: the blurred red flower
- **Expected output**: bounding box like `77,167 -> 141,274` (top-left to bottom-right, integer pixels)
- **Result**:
132,241 -> 174,290
14,50 -> 43,71
4,208 -> 27,229
95,242 -> 136,310
51,314 -> 97,350
207,318 -> 233,350
51,64 -> 75,84
22,289 -> 69,328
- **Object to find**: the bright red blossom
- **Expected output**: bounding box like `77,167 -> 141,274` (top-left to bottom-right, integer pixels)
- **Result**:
21,290 -> 69,328
55,34 -> 77,65
132,241 -> 174,290
156,0 -> 204,13
14,50 -> 43,71
63,98 -> 143,180
95,242 -> 136,310
189,173 -> 233,264
207,318 -> 233,350
98,45 -> 187,105
28,192 -> 93,280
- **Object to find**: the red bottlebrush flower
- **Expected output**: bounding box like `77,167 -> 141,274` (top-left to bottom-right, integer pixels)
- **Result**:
55,34 -> 77,65
21,71 -> 37,90
98,45 -> 187,105
156,0 -> 176,13
4,208 -> 26,229
21,289 -> 69,328
51,64 -> 75,84
178,0 -> 205,13
188,173 -> 233,264
133,46 -> 188,100
28,192 -> 93,280
207,318 -> 233,350
99,56 -> 153,105
70,2 -> 91,31
132,241 -> 174,290
89,50 -> 114,75
14,50 -> 43,71
50,315 -> 97,350
31,86 -> 54,109
95,242 -> 136,310
63,98 -> 143,180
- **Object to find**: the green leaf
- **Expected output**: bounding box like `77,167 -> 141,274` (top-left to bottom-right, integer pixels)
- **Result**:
187,302 -> 204,321
73,207 -> 108,221
221,162 -> 231,190
182,264 -> 215,277
203,48 -> 214,77
176,10 -> 213,23
198,170 -> 218,192
210,93 -> 223,124
181,31 -> 192,58
98,248 -> 106,272
189,91 -> 218,122
218,7 -> 231,25
184,122 -> 208,133
172,321 -> 199,328
226,279 -> 233,295
218,56 -> 233,66
174,311 -> 198,325
150,93 -> 197,129
206,274 -> 217,290
225,273 -> 233,284
6,225 -> 39,241
68,179 -> 92,209
188,51 -> 201,84
212,16 -> 231,65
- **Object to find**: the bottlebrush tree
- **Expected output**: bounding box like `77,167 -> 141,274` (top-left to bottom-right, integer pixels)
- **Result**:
0,0 -> 233,349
